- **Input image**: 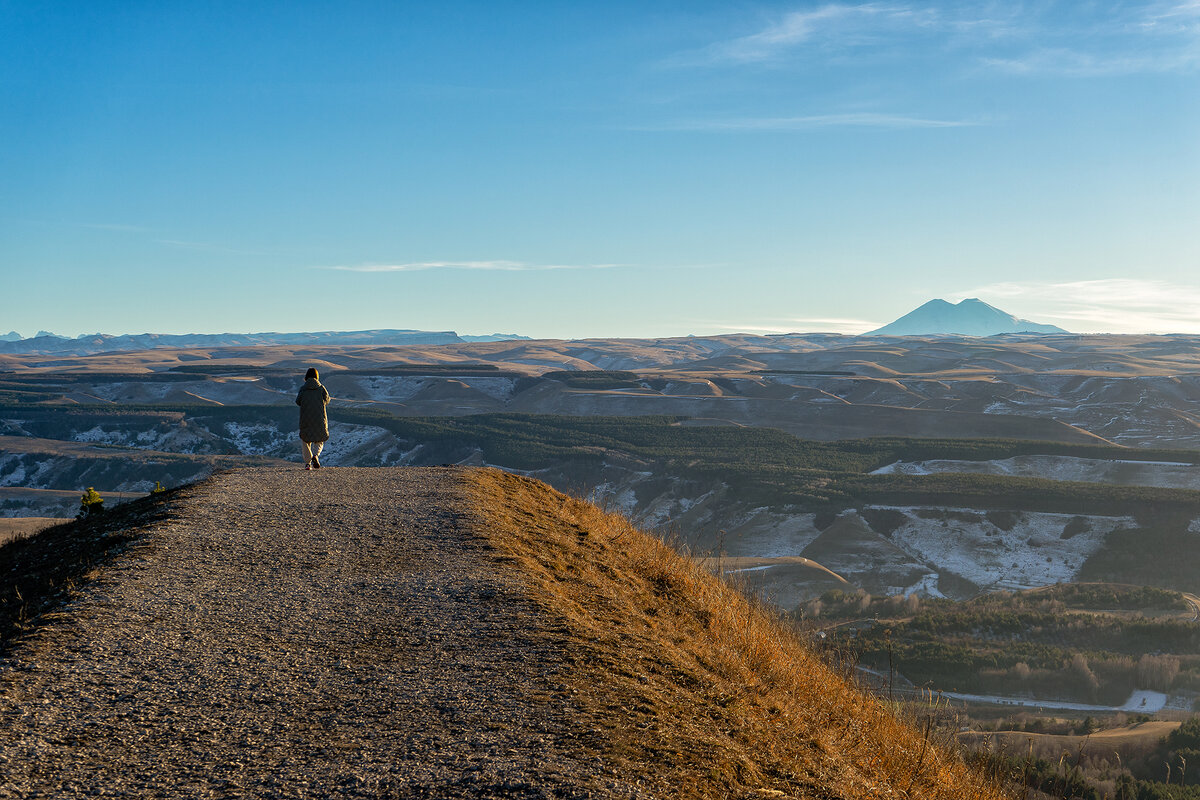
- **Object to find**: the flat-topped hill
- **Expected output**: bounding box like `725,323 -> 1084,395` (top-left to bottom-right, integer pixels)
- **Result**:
0,467 -> 1004,798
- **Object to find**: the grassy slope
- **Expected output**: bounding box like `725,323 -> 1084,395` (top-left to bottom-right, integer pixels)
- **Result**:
465,468 -> 1008,799
959,721 -> 1180,763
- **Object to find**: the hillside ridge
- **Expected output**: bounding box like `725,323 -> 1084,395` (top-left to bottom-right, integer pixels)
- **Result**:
0,467 -> 1004,798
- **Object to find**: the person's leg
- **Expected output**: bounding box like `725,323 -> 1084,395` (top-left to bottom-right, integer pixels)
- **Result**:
312,440 -> 324,467
301,440 -> 313,466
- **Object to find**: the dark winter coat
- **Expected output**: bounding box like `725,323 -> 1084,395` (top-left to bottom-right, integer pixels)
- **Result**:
296,378 -> 330,443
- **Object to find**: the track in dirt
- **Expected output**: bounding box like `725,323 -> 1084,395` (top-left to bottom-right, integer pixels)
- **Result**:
0,467 -> 630,799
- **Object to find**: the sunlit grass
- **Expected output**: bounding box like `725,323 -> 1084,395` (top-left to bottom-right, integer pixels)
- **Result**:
466,467 -> 1011,799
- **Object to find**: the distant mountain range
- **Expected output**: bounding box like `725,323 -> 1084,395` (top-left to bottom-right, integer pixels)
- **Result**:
0,330 -> 531,356
0,300 -> 1068,355
866,299 -> 1068,337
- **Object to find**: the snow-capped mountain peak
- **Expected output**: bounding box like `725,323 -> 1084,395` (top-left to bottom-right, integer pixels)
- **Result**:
866,298 -> 1068,337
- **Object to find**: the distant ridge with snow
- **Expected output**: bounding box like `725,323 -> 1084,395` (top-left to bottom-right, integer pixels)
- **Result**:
866,298 -> 1068,337
0,329 -> 531,356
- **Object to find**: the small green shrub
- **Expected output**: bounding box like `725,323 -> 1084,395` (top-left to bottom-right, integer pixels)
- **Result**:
78,487 -> 104,518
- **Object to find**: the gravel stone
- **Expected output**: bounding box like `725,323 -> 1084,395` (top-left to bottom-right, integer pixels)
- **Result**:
0,467 -> 643,799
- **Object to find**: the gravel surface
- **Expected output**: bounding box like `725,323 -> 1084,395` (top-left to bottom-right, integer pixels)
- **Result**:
0,467 -> 638,799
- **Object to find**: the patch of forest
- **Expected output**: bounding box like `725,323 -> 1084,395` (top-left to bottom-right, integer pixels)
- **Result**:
816,584 -> 1200,706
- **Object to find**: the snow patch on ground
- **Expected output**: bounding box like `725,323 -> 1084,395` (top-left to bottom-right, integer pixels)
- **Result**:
459,377 -> 517,401
319,423 -> 401,466
85,382 -> 182,402
71,425 -> 206,453
879,505 -> 1132,591
221,420 -> 407,465
900,573 -> 945,599
872,455 -> 1200,489
722,508 -> 823,558
223,422 -> 292,456
73,426 -> 132,446
0,455 -> 58,489
938,689 -> 1166,714
353,376 -> 431,402
0,457 -> 29,487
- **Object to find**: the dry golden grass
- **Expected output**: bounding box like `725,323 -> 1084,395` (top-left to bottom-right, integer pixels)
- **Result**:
0,517 -> 70,546
464,468 -> 1010,799
960,721 -> 1180,764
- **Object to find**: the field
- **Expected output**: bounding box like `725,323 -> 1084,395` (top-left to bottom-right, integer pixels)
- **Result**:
0,517 -> 69,546
960,720 -> 1181,762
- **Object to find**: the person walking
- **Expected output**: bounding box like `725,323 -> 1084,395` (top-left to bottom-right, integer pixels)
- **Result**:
296,367 -> 330,469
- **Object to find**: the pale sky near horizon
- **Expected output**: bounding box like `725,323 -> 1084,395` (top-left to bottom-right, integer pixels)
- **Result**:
2,1 -> 1198,339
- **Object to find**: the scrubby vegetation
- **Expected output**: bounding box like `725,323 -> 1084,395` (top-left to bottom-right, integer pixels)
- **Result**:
814,584 -> 1200,705
466,468 -> 1008,799
969,717 -> 1200,798
0,489 -> 178,653
541,370 -> 641,389
78,487 -> 104,518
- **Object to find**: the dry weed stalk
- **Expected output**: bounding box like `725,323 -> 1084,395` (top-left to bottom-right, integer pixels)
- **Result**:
465,468 -> 1012,800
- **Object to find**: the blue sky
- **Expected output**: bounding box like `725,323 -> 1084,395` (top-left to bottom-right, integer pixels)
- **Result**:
2,1 -> 1198,338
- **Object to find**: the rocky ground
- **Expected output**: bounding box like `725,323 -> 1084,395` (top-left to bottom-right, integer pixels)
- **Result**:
0,467 -> 642,799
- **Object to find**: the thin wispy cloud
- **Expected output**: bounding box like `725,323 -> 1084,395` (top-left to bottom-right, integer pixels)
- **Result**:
1142,0 -> 1200,32
976,2 -> 1200,76
634,112 -> 979,131
323,260 -> 622,273
76,224 -> 269,255
689,4 -> 940,65
674,3 -> 1012,67
982,46 -> 1200,77
949,279 -> 1200,334
676,2 -> 1198,76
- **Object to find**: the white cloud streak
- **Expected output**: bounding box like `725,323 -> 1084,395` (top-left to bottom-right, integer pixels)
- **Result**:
679,3 -> 1013,66
982,46 -> 1200,77
681,2 -> 1198,76
698,4 -> 938,64
634,112 -> 979,131
323,260 -> 622,273
949,279 -> 1200,334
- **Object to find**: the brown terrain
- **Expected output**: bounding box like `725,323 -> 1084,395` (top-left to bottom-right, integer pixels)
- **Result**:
6,332 -> 1200,605
7,332 -> 1200,446
959,720 -> 1182,763
0,517 -> 68,546
0,467 -> 1004,799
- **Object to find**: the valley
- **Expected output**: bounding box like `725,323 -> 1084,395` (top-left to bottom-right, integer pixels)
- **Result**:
5,333 -> 1200,602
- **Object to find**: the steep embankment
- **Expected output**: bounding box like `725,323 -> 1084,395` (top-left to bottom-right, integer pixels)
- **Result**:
0,467 -> 1005,799
467,470 -> 1005,799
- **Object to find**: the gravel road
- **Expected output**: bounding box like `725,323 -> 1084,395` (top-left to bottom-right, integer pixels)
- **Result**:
0,467 -> 638,799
